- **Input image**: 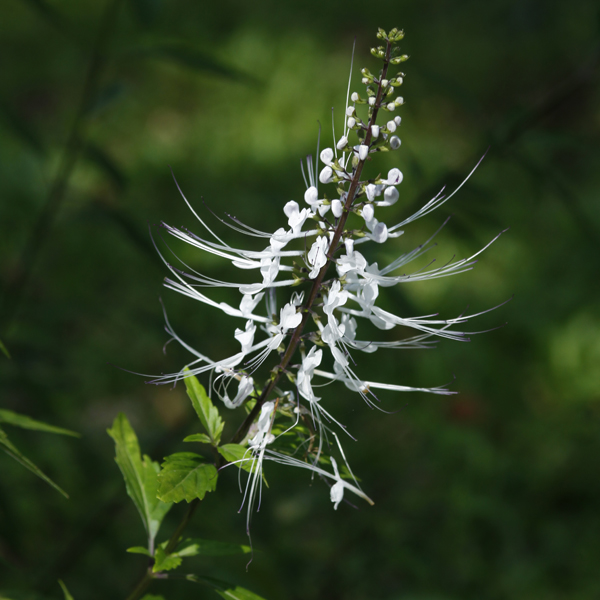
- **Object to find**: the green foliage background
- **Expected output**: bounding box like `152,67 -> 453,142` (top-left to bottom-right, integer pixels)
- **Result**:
1,0 -> 599,598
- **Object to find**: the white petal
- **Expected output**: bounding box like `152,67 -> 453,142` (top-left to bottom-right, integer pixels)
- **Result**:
390,136 -> 401,150
304,186 -> 319,205
331,199 -> 343,218
320,148 -> 334,166
336,135 -> 348,150
362,204 -> 375,223
358,145 -> 369,161
319,166 -> 333,184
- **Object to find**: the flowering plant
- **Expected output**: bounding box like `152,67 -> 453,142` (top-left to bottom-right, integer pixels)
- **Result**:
109,27 -> 503,600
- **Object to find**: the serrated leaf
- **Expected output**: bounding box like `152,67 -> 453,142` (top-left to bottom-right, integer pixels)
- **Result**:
175,538 -> 251,557
152,546 -> 182,573
0,339 -> 10,359
0,409 -> 80,437
183,370 -> 224,445
218,444 -> 255,474
0,425 -> 68,498
126,546 -> 152,556
183,433 -> 212,444
58,580 -> 74,600
187,576 -> 267,600
157,453 -> 217,503
107,414 -> 172,545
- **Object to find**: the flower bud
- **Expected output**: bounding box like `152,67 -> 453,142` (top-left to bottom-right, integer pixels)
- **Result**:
394,116 -> 402,126
344,238 -> 354,256
395,96 -> 404,106
347,116 -> 356,128
346,106 -> 355,116
368,97 -> 376,106
386,168 -> 403,184
381,79 -> 389,87
336,135 -> 348,150
331,199 -> 343,218
386,103 -> 396,111
358,145 -> 369,161
319,166 -> 333,184
304,186 -> 319,205
361,77 -> 369,84
362,204 -> 374,222
387,120 -> 397,132
320,148 -> 334,165
383,186 -> 399,206
371,125 -> 380,139
351,92 -> 359,102
389,136 -> 401,149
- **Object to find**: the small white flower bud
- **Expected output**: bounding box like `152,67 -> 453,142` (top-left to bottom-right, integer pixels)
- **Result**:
394,116 -> 402,126
387,120 -> 397,132
365,183 -> 377,201
358,145 -> 369,161
382,79 -> 389,87
346,106 -> 355,116
395,96 -> 404,106
347,116 -> 356,128
396,77 -> 403,85
351,92 -> 359,102
336,135 -> 348,150
319,166 -> 333,184
386,168 -> 403,184
304,186 -> 319,205
387,102 -> 396,111
368,97 -> 376,106
320,148 -> 334,165
362,77 -> 369,85
331,199 -> 343,218
371,125 -> 380,139
344,238 -> 354,256
390,135 -> 401,149
362,204 -> 374,222
383,186 -> 399,205
371,222 -> 388,244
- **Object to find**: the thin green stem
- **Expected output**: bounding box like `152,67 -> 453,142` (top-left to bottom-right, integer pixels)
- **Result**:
1,0 -> 122,337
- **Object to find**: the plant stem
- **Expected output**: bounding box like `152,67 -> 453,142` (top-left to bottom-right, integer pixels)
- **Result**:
124,499 -> 201,600
0,0 -> 122,337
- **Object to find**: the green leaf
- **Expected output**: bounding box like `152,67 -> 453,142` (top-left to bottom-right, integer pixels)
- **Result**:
140,596 -> 165,600
0,425 -> 68,498
183,370 -> 224,445
152,546 -> 182,573
157,453 -> 217,503
0,339 -> 10,359
183,433 -> 212,444
187,576 -> 267,600
0,409 -> 80,437
175,538 -> 251,557
107,414 -> 172,545
218,444 -> 255,474
58,580 -> 74,600
126,546 -> 152,556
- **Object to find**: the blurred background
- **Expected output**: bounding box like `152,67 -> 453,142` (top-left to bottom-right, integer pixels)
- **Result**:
1,0 -> 599,598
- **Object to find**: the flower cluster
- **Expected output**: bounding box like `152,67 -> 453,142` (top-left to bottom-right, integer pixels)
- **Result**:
154,28 -> 503,531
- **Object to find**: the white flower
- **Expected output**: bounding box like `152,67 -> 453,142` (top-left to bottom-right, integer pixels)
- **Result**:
390,136 -> 401,149
307,236 -> 328,279
331,199 -> 343,218
336,135 -> 348,150
358,145 -> 369,161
